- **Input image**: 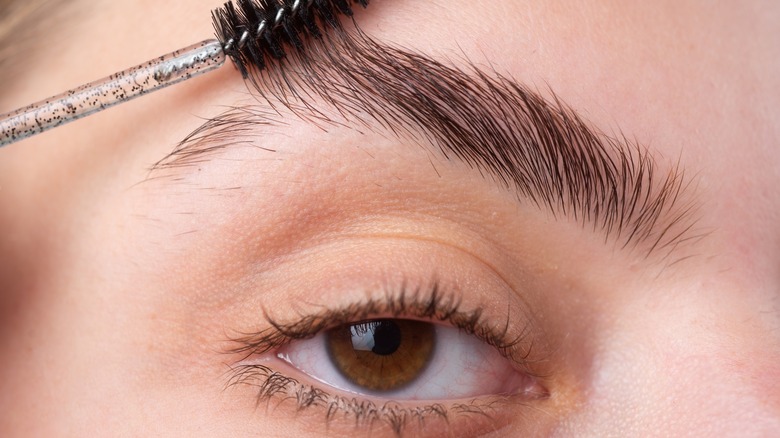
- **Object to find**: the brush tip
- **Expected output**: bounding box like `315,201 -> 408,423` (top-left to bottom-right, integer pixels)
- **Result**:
212,0 -> 369,77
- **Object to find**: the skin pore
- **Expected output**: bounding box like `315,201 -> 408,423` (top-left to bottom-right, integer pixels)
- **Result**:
1,0 -> 779,436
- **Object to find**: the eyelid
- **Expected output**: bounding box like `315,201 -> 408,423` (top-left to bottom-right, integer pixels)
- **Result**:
225,360 -> 535,437
223,235 -> 551,376
227,283 -> 540,375
216,233 -> 554,435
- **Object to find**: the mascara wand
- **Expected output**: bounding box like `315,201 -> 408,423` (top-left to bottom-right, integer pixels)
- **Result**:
0,0 -> 368,148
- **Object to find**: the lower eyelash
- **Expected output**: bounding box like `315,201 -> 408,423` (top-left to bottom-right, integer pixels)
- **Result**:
225,363 -> 510,437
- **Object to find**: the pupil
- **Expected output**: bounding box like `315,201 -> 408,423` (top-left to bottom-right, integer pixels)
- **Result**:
370,321 -> 402,356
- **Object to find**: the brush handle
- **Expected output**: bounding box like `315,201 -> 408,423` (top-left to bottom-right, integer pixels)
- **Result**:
0,39 -> 225,148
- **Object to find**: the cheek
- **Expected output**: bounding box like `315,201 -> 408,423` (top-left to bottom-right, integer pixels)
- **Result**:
703,290 -> 780,418
549,287 -> 780,437
669,353 -> 780,435
723,340 -> 780,417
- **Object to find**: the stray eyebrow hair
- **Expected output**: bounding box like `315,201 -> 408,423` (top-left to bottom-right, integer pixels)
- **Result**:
152,23 -> 701,258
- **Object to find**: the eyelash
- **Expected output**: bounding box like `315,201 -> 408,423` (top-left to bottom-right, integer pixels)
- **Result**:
222,282 -> 542,435
225,362 -> 519,435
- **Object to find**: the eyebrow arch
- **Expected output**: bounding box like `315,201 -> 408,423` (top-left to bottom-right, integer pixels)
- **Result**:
151,25 -> 701,258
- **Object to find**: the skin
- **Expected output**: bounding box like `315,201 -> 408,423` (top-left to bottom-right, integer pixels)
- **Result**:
1,0 -> 779,436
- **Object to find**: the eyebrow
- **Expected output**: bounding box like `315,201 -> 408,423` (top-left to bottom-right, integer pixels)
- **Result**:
151,24 -> 701,258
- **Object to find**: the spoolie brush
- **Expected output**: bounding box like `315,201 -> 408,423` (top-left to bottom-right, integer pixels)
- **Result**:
0,0 -> 369,148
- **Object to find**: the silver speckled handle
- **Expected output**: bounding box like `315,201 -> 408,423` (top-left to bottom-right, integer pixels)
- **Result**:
0,39 -> 226,147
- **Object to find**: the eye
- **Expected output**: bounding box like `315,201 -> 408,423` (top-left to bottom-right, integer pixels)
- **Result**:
226,286 -> 550,435
275,318 -> 539,400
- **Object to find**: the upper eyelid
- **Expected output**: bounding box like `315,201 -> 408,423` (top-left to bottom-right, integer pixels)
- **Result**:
149,25 -> 702,261
224,284 -> 543,376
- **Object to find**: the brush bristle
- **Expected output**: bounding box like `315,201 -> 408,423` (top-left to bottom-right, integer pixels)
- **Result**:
212,0 -> 369,77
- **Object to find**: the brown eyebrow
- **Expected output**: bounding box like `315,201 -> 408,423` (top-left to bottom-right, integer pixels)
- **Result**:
151,24 -> 702,259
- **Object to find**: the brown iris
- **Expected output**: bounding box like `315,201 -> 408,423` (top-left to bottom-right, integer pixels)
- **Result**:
326,319 -> 435,392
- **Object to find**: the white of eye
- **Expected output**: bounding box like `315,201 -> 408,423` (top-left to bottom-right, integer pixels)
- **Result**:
276,322 -> 535,401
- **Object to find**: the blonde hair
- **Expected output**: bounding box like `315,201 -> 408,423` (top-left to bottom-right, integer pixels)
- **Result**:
0,0 -> 59,74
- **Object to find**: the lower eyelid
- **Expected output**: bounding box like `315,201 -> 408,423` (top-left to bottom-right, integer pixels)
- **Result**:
225,361 -> 536,437
226,311 -> 548,436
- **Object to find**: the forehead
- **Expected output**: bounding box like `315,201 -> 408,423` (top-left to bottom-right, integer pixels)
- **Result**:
1,1 -> 778,269
1,0 -> 769,149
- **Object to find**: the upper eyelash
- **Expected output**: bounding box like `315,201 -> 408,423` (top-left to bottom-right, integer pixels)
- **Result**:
225,282 -> 534,368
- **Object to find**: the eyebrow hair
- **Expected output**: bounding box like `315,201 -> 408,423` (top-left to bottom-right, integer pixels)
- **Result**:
152,23 -> 701,258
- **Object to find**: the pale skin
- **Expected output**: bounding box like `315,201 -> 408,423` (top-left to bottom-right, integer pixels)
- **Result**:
1,0 -> 779,436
